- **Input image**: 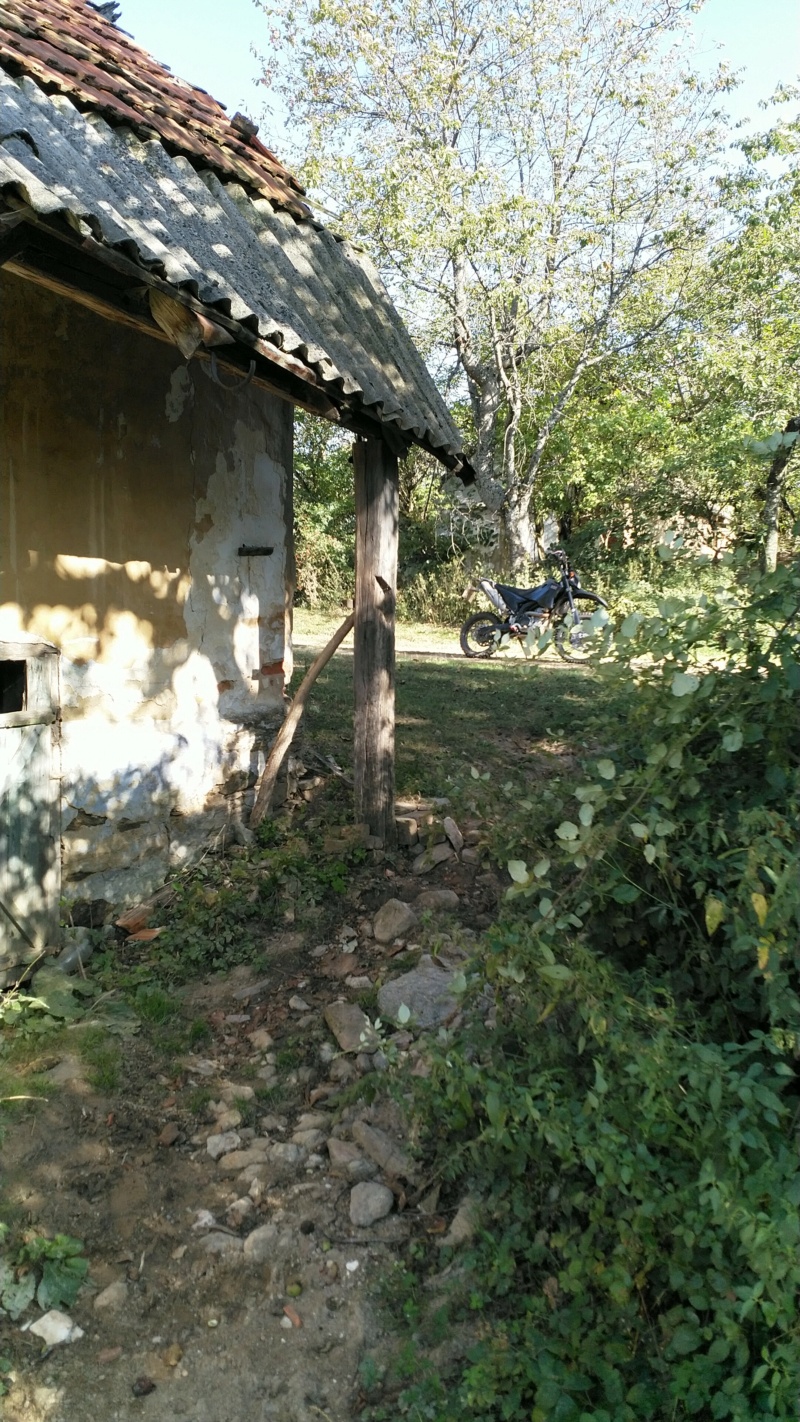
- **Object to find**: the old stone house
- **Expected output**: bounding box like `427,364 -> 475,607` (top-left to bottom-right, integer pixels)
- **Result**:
0,0 -> 467,977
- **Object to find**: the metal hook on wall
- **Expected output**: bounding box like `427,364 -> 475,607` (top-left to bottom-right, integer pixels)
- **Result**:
202,350 -> 256,390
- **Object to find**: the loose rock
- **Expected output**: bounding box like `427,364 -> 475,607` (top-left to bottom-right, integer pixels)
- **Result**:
268,1142 -> 306,1168
247,1028 -> 274,1051
415,888 -> 460,912
206,1131 -> 242,1161
373,899 -> 418,944
216,1146 -> 270,1175
93,1280 -> 127,1312
377,954 -> 460,1029
291,1128 -> 326,1150
243,1223 -> 279,1262
323,1001 -> 379,1054
443,816 -> 464,852
350,1181 -> 394,1227
351,1120 -> 416,1181
439,1194 -> 480,1248
326,1138 -> 364,1175
198,1233 -> 244,1256
412,843 -> 455,875
27,1311 -> 84,1347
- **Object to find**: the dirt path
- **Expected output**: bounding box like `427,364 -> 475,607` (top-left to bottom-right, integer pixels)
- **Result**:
1,837 -> 499,1422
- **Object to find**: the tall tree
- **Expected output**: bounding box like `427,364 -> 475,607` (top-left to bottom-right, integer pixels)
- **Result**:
258,0 -> 729,572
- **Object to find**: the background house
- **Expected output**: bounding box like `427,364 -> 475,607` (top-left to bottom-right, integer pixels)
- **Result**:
0,0 -> 467,977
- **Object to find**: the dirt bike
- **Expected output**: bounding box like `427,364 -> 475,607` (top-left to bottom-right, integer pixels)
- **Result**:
459,550 -> 609,663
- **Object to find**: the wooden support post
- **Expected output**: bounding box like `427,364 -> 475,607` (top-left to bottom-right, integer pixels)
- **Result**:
353,436 -> 399,846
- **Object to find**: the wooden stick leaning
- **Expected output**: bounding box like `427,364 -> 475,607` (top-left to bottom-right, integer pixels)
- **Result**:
249,612 -> 355,829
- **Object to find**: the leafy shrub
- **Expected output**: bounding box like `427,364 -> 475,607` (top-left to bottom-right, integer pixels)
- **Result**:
503,558 -> 800,1043
414,943 -> 799,1421
0,1227 -> 88,1320
402,556 -> 799,1420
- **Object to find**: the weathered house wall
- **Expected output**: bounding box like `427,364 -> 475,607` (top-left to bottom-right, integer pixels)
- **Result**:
0,270 -> 293,918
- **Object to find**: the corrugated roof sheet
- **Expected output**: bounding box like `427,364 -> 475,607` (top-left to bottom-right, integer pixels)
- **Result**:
0,0 -> 467,470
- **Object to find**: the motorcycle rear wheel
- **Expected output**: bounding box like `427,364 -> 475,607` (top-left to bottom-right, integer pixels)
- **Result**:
460,611 -> 503,658
553,609 -> 600,663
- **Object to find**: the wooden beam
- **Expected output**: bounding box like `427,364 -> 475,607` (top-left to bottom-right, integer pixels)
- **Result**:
249,611 -> 355,829
353,436 -> 399,846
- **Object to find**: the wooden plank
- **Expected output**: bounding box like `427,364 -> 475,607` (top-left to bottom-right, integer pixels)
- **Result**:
249,612 -> 355,829
353,437 -> 399,846
3,255 -> 341,422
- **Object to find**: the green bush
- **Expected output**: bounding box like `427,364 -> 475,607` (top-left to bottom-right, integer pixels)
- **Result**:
416,942 -> 799,1421
502,556 -> 800,1043
400,555 -> 800,1420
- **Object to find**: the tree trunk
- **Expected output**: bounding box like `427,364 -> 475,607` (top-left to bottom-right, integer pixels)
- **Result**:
353,437 -> 399,846
761,415 -> 800,574
498,484 -> 538,580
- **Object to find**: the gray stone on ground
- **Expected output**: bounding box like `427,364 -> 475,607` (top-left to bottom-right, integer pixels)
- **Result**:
268,1142 -> 306,1168
216,1146 -> 270,1175
296,1111 -> 330,1130
351,1120 -> 416,1181
349,1181 -> 394,1227
415,888 -> 460,912
377,954 -> 461,1030
439,1193 -> 480,1248
443,816 -> 464,852
324,1001 -> 379,1053
291,1128 -> 326,1150
412,842 -> 455,876
198,1233 -> 244,1256
243,1223 -> 278,1262
327,1138 -> 363,1174
93,1280 -> 127,1312
207,1131 -> 242,1160
372,898 -> 418,944
395,816 -> 419,847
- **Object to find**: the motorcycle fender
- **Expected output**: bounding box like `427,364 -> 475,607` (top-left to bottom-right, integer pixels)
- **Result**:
572,589 -> 608,608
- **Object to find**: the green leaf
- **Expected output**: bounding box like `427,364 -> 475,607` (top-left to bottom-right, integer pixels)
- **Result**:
555,821 -> 579,840
578,802 -> 594,827
507,860 -> 529,883
669,1323 -> 701,1356
596,758 -> 616,779
538,898 -> 553,917
612,882 -> 641,903
671,671 -> 700,697
722,728 -> 743,753
630,822 -> 648,839
0,1267 -> 36,1322
620,613 -> 643,637
646,743 -> 668,765
396,1003 -> 411,1025
532,858 -> 551,878
37,1256 -> 88,1311
539,963 -> 572,982
644,844 -> 657,864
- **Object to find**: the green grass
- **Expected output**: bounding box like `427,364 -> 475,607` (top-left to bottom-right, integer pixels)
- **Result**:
291,644 -> 629,798
78,1028 -> 120,1092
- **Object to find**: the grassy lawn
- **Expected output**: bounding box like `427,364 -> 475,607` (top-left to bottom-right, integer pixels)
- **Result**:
291,629 -> 630,799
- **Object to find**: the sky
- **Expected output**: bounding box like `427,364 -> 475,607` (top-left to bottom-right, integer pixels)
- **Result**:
117,0 -> 799,152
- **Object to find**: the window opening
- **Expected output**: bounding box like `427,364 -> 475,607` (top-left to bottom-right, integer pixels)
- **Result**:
0,660 -> 26,714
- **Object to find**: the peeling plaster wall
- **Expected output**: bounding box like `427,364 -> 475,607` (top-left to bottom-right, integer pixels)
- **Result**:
0,270 -> 294,918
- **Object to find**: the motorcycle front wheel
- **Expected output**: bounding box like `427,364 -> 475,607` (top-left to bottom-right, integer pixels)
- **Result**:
553,609 -> 601,663
460,611 -> 503,658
